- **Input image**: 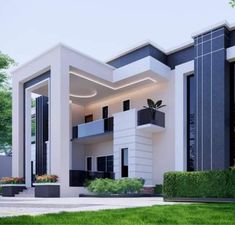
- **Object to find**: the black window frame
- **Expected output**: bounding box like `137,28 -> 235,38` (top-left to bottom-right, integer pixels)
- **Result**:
123,100 -> 130,111
97,155 -> 113,172
121,148 -> 128,177
102,106 -> 108,119
86,156 -> 92,171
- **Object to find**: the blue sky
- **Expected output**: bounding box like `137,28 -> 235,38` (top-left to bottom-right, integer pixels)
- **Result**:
0,0 -> 235,65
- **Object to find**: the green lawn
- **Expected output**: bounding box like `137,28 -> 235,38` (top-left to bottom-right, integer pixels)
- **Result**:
0,203 -> 235,225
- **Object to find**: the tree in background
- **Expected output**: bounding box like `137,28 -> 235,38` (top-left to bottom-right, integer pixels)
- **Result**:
230,0 -> 235,7
0,52 -> 15,155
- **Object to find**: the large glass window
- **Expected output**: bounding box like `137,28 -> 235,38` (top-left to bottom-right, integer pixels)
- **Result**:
121,148 -> 128,177
187,75 -> 196,171
97,155 -> 113,172
86,157 -> 92,171
230,64 -> 235,167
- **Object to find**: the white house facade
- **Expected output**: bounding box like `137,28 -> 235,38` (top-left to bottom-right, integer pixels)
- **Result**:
11,21 -> 235,196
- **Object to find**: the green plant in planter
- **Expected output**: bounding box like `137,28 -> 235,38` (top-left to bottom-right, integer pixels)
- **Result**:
143,99 -> 166,120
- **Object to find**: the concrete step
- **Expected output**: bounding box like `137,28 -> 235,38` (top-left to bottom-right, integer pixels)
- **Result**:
15,187 -> 35,197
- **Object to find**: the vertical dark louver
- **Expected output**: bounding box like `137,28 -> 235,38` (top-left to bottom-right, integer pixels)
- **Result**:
36,96 -> 48,175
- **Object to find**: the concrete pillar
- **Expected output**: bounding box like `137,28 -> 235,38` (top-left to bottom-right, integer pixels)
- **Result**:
12,79 -> 24,178
50,54 -> 71,196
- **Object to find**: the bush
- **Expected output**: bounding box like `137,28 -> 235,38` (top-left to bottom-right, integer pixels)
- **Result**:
154,184 -> 163,194
0,177 -> 24,184
87,178 -> 144,194
35,175 -> 58,183
163,169 -> 235,198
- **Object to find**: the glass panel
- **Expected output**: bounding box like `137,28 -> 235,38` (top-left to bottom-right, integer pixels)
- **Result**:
107,155 -> 113,172
87,157 -> 92,171
121,148 -> 128,177
187,75 -> 196,171
97,156 -> 106,172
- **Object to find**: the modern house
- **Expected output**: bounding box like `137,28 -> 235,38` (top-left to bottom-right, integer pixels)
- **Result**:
11,21 -> 235,197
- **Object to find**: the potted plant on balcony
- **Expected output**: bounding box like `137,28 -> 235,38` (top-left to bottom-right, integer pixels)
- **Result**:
0,177 -> 25,197
138,99 -> 166,127
34,174 -> 60,197
144,99 -> 166,119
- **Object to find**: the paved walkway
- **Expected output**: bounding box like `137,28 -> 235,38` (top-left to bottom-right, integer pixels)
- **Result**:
0,197 -> 176,217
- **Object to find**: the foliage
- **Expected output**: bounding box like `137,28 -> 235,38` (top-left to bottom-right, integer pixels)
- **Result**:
0,177 -> 24,184
154,184 -> 163,194
230,0 -> 235,8
87,178 -> 144,194
35,175 -> 58,183
163,169 -> 235,198
0,52 -> 15,154
143,99 -> 166,110
1,204 -> 235,224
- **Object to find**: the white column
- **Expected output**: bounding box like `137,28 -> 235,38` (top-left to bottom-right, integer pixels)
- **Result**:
50,55 -> 71,196
24,89 -> 32,187
12,80 -> 24,178
174,61 -> 194,171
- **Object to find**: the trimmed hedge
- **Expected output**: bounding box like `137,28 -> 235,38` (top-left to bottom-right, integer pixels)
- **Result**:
163,169 -> 235,198
87,178 -> 144,194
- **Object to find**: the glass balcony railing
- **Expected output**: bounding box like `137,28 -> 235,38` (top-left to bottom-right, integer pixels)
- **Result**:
72,117 -> 113,139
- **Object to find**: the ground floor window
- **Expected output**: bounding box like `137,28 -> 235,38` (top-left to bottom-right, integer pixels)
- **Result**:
121,148 -> 128,177
97,155 -> 113,172
86,157 -> 92,171
187,75 -> 196,171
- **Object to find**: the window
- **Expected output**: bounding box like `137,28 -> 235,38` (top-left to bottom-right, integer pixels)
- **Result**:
230,63 -> 235,167
85,114 -> 93,123
102,106 -> 108,119
187,75 -> 196,171
97,155 -> 113,172
123,100 -> 130,111
121,148 -> 128,177
86,157 -> 92,171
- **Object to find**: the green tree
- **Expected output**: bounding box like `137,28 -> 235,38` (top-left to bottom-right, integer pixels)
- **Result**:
230,0 -> 235,7
0,52 -> 15,155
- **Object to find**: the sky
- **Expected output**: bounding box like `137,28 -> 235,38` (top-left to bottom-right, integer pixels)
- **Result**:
0,0 -> 235,67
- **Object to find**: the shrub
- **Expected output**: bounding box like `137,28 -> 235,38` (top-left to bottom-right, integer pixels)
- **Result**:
154,184 -> 163,194
163,169 -> 235,198
35,174 -> 58,183
87,178 -> 144,194
0,177 -> 24,184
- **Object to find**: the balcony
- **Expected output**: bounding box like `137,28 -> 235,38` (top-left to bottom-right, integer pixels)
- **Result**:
72,117 -> 113,141
69,170 -> 115,187
137,108 -> 165,133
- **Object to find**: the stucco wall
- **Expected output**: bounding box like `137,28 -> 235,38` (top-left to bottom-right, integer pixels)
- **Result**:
0,155 -> 12,178
81,75 -> 175,185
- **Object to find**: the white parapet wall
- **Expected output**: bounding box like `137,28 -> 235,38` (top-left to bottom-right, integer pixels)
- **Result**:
113,109 -> 153,186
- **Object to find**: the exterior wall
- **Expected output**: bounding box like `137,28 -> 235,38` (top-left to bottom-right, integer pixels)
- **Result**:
113,109 -> 153,186
194,27 -> 230,170
0,156 -> 12,178
84,141 -> 113,171
84,75 -> 175,185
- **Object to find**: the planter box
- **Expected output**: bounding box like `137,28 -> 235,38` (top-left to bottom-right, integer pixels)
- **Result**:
1,184 -> 26,197
33,183 -> 60,198
137,108 -> 165,127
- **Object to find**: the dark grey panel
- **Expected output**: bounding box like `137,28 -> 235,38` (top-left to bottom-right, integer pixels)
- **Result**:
24,71 -> 50,89
107,44 -> 167,68
229,30 -> 235,47
194,26 -> 230,171
166,46 -> 194,69
202,54 -> 211,170
36,96 -> 49,175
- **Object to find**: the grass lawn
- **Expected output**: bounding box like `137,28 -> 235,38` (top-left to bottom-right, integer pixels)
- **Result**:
0,203 -> 235,225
